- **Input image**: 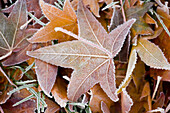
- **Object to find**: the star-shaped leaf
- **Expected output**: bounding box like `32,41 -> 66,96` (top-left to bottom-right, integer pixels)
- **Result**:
0,0 -> 36,65
28,0 -> 78,43
27,0 -> 136,102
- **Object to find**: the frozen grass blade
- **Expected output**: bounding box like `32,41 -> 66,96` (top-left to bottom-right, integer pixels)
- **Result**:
27,88 -> 47,107
27,12 -> 46,26
102,1 -> 120,10
13,94 -> 34,107
154,11 -> 170,37
7,83 -> 37,95
15,80 -> 37,85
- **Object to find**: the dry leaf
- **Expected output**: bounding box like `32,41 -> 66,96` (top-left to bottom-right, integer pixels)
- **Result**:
28,0 -> 78,43
121,88 -> 133,113
1,89 -> 36,113
0,0 -> 36,66
51,76 -> 68,107
35,59 -> 58,97
27,0 -> 136,102
116,48 -> 137,94
90,84 -> 113,113
125,2 -> 154,35
101,101 -> 110,113
135,38 -> 170,70
150,8 -> 170,82
45,96 -> 60,113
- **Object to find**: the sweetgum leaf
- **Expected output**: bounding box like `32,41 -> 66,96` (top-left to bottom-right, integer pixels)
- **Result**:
135,38 -> 170,70
27,0 -> 136,102
0,0 -> 36,66
28,0 -> 78,43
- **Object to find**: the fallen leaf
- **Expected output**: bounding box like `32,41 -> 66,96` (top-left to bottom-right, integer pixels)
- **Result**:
28,0 -> 78,43
121,88 -> 133,113
0,0 -> 36,66
1,89 -> 36,113
132,58 -> 145,90
150,8 -> 170,82
140,82 -> 152,111
116,48 -> 137,94
90,84 -> 113,113
135,38 -> 170,70
153,92 -> 165,109
45,96 -> 60,113
101,101 -> 110,113
51,76 -> 68,107
71,0 -> 112,17
109,8 -> 130,62
125,2 -> 154,36
35,59 -> 58,97
27,0 -> 136,102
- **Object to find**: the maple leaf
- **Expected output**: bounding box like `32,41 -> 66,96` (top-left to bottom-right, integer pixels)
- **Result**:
0,0 -> 37,66
27,0 -> 136,102
28,0 -> 78,43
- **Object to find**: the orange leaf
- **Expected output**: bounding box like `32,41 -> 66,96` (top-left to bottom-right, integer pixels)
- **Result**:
28,0 -> 78,43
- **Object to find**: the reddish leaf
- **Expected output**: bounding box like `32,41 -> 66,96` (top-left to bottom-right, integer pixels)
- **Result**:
0,0 -> 36,66
27,0 -> 136,102
1,89 -> 36,113
35,59 -> 58,97
101,101 -> 110,113
51,76 -> 68,107
90,84 -> 113,113
121,88 -> 133,113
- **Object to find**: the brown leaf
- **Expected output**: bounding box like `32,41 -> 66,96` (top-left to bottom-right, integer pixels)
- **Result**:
27,0 -> 136,102
35,59 -> 58,97
45,97 -> 60,113
90,84 -> 113,113
1,89 -> 36,113
150,8 -> 170,82
101,101 -> 110,113
135,38 -> 170,70
28,0 -> 78,43
0,0 -> 36,66
125,2 -> 154,35
153,92 -> 165,109
132,58 -> 145,90
140,82 -> 152,111
121,88 -> 133,113
116,48 -> 137,94
51,76 -> 68,107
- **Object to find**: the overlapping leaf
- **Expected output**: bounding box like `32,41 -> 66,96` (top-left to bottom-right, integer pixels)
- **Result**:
35,59 -> 58,97
125,2 -> 154,36
0,0 -> 36,66
27,0 -> 136,102
28,0 -> 78,43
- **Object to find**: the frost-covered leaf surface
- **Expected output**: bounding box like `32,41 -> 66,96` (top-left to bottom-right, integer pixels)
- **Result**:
27,0 -> 135,102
